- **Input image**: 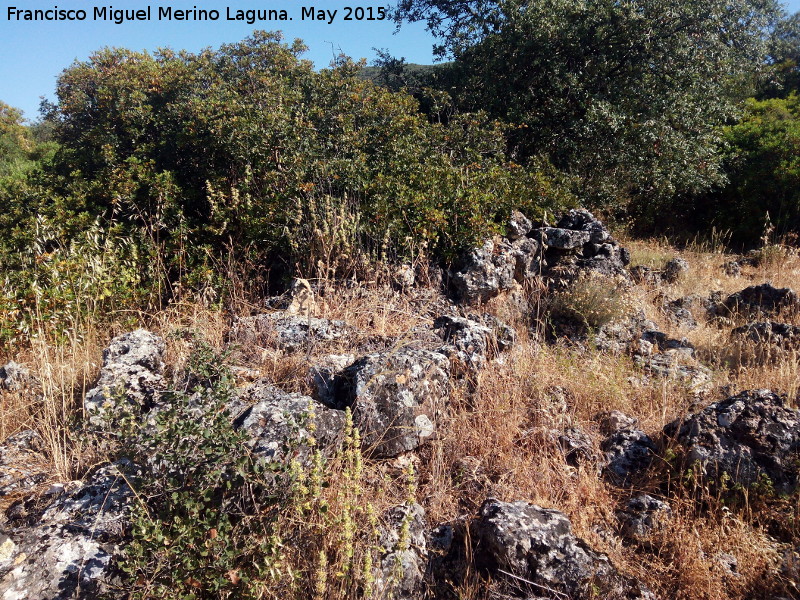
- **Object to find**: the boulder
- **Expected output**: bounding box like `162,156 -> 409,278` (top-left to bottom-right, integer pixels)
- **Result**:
451,240 -> 517,304
535,227 -> 592,250
308,353 -> 356,406
1,462 -> 132,600
373,504 -> 428,600
558,427 -> 598,467
634,353 -> 712,394
663,258 -> 690,283
722,284 -> 799,317
473,499 -> 654,599
332,349 -> 450,457
83,330 -> 166,427
229,312 -> 351,353
232,380 -> 344,464
506,210 -> 533,240
616,494 -> 672,541
664,389 -> 800,491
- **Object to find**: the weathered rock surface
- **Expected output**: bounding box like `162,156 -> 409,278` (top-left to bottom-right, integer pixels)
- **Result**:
663,258 -> 690,283
731,321 -> 800,349
617,494 -> 672,541
233,380 -> 344,464
0,363 -> 37,393
473,498 -> 654,599
1,462 -> 132,600
663,296 -> 701,330
0,430 -> 47,498
664,389 -> 800,491
374,503 -> 427,600
83,330 -> 166,427
558,427 -> 598,467
229,312 -> 351,353
507,210 -> 533,240
634,353 -> 712,393
451,239 -> 518,304
722,284 -> 799,317
601,417 -> 657,486
434,314 -> 515,374
332,349 -> 450,457
308,353 -> 356,406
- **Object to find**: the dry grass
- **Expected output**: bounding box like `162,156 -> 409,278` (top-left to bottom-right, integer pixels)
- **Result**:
1,236 -> 800,599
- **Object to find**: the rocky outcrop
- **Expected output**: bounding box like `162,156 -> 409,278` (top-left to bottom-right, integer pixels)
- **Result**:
1,462 -> 132,600
83,330 -> 166,427
232,380 -> 345,464
373,503 -> 427,600
617,494 -> 672,542
332,349 -> 450,457
473,499 -> 654,599
722,284 -> 799,317
229,312 -> 351,354
664,389 -> 800,491
452,209 -> 628,304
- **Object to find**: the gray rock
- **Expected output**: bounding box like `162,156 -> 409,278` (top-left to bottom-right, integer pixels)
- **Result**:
723,284 -> 799,317
0,363 -> 37,393
0,462 -> 132,600
602,422 -> 657,486
617,494 -> 672,541
597,411 -> 638,436
374,504 -> 427,600
474,499 -> 654,599
664,389 -> 800,491
723,261 -> 742,277
558,427 -> 597,467
0,430 -> 47,498
507,210 -> 533,240
451,240 -> 517,304
233,380 -> 344,464
332,349 -> 450,457
309,353 -> 356,406
84,330 -> 166,427
731,321 -> 800,349
535,227 -> 592,250
434,314 -> 514,374
229,312 -> 351,353
511,237 -> 543,280
634,353 -> 712,393
663,297 -> 700,330
663,258 -> 690,283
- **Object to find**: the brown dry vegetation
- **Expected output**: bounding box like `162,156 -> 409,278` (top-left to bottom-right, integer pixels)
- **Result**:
1,237 -> 800,599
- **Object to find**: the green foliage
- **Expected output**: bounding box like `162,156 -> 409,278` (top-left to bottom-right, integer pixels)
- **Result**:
394,0 -> 783,207
41,31 -> 569,285
699,94 -> 800,244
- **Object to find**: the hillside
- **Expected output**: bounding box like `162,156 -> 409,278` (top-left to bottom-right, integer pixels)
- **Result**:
1,208 -> 799,599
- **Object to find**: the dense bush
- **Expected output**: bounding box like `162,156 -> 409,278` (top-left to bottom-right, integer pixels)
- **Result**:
42,32 -> 570,277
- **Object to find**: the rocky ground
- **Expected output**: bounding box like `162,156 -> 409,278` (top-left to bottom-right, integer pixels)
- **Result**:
1,209 -> 799,599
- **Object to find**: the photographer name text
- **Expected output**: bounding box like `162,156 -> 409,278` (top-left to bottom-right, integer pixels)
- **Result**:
6,4 -> 388,24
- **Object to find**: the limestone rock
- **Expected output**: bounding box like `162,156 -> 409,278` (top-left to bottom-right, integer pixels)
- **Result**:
451,239 -> 517,304
332,349 -> 450,457
617,494 -> 672,541
233,380 -> 344,464
83,330 -> 166,427
229,312 -> 351,353
663,258 -> 690,283
722,284 -> 799,317
434,314 -> 514,374
506,210 -> 533,240
374,504 -> 427,600
1,462 -> 132,600
664,389 -> 800,491
0,363 -> 37,393
473,498 -> 654,599
601,419 -> 657,486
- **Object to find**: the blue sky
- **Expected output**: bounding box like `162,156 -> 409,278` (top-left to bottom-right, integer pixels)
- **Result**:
2,0 -> 800,121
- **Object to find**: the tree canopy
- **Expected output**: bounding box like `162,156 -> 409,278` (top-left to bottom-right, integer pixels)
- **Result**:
394,0 -> 785,205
